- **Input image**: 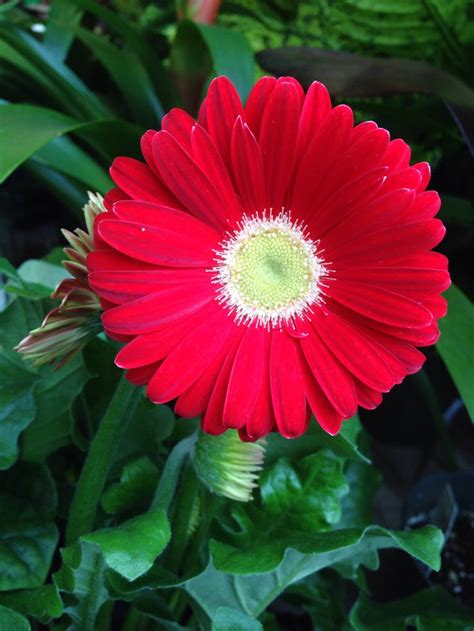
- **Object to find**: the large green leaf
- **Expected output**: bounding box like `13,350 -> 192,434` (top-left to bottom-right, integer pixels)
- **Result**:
32,135 -> 112,193
0,462 -> 58,591
0,606 -> 30,631
212,607 -> 263,631
43,0 -> 83,63
350,587 -> 474,631
0,584 -> 63,624
184,525 -> 442,619
437,285 -> 474,422
0,296 -> 90,467
82,509 -> 171,582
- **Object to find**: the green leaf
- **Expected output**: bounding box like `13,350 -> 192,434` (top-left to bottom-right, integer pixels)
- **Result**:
0,297 -> 90,467
0,104 -> 85,183
266,415 -> 369,464
18,259 -> 69,291
195,23 -> 255,102
437,284 -> 474,422
32,135 -> 112,193
0,606 -> 30,631
102,457 -> 160,515
0,584 -> 63,624
184,525 -> 442,619
76,28 -> 164,126
82,509 -> 171,581
350,587 -> 474,631
43,0 -> 83,63
212,607 -> 263,631
0,350 -> 37,469
0,462 -> 58,591
54,541 -> 108,631
260,453 -> 348,532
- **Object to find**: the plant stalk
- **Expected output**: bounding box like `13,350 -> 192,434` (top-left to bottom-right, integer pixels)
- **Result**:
66,375 -> 140,543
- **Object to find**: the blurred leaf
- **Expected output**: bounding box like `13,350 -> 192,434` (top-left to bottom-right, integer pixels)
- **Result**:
54,541 -> 108,631
196,23 -> 255,101
0,104 -> 86,183
0,584 -> 63,624
76,28 -> 164,126
69,0 -> 177,110
212,607 -> 263,631
338,461 -> 380,528
0,606 -> 29,631
33,135 -> 112,193
43,0 -> 83,63
0,462 -> 58,590
25,160 -> 88,216
350,587 -> 474,631
82,509 -> 171,581
0,25 -> 108,119
102,456 -> 159,515
439,195 -> 474,227
256,47 -> 474,152
437,284 -> 474,422
17,259 -> 68,291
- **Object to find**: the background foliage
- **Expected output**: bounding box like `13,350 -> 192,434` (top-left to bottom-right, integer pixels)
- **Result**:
0,0 -> 473,629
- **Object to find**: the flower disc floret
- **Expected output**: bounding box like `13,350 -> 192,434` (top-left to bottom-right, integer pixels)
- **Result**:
213,213 -> 327,327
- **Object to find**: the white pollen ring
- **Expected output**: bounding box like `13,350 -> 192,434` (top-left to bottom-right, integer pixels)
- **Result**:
210,211 -> 329,329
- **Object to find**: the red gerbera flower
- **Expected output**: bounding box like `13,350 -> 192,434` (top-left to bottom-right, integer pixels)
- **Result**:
87,76 -> 450,440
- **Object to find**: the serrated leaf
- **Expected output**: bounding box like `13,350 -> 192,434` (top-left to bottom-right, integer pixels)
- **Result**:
437,284 -> 474,422
0,605 -> 30,631
212,607 -> 263,631
0,462 -> 58,591
82,509 -> 171,581
0,584 -> 63,624
350,587 -> 474,631
260,452 -> 348,532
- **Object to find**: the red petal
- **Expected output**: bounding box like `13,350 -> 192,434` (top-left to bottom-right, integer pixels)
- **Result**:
190,124 -> 241,225
146,307 -> 235,403
98,218 -> 215,268
104,187 -> 128,211
102,284 -> 213,335
162,107 -> 195,152
300,322 -> 357,417
126,361 -> 160,386
140,130 -> 159,174
152,130 -> 229,231
328,280 -> 433,328
90,268 -> 209,304
329,219 -> 446,268
87,249 -> 156,272
245,76 -> 277,139
115,310 -> 204,368
270,330 -> 307,438
295,81 -> 331,164
314,310 -> 397,391
231,117 -> 266,213
223,326 -> 269,429
292,105 -> 353,221
355,379 -> 383,410
110,157 -> 180,207
302,361 -> 343,435
259,81 -> 301,211
205,76 -> 244,171
245,343 -> 274,439
337,266 -> 451,296
383,138 -> 411,171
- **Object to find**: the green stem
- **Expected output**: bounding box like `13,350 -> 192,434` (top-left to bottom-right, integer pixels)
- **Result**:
165,462 -> 200,575
66,375 -> 140,543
